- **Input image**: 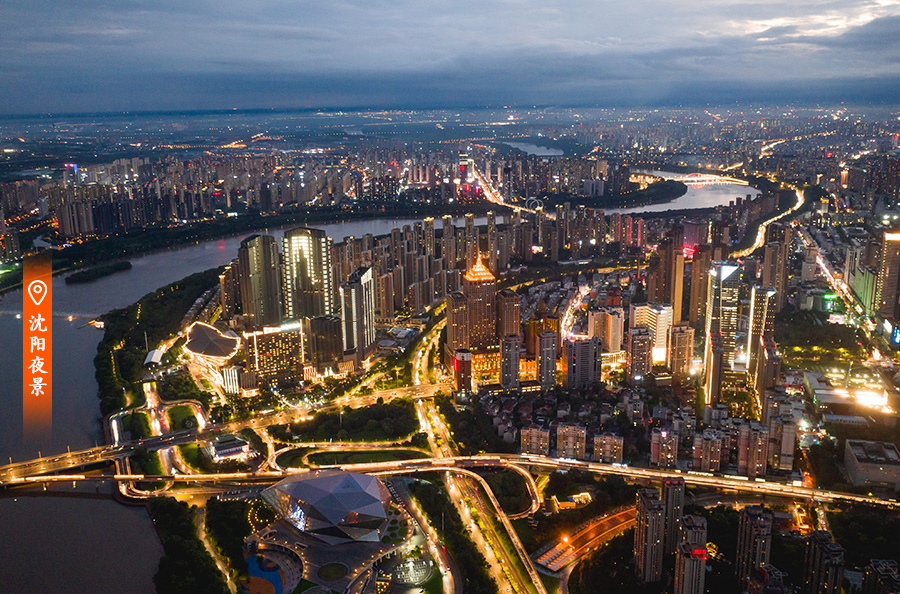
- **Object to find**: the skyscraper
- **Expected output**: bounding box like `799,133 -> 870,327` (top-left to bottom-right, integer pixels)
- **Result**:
762,242 -> 790,313
538,331 -> 558,390
565,336 -> 600,390
465,213 -> 477,268
803,531 -> 844,594
874,230 -> 900,320
423,217 -> 435,257
590,306 -> 625,353
704,333 -> 724,405
340,266 -> 375,368
237,234 -> 282,327
705,261 -> 741,371
306,315 -> 343,375
635,488 -> 665,584
500,334 -> 521,391
747,285 -> 777,388
662,477 -> 685,554
674,542 -> 707,594
281,227 -> 335,319
736,506 -> 773,586
464,256 -> 497,350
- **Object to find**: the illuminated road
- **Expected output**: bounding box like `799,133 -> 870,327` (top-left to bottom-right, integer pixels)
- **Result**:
730,184 -> 806,258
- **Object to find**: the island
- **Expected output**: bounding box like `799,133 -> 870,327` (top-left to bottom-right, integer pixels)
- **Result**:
65,260 -> 133,284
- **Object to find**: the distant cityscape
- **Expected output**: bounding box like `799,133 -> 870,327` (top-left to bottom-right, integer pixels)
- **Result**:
2,104 -> 900,594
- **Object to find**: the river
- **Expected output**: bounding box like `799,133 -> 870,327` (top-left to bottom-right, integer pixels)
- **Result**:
0,178 -> 748,591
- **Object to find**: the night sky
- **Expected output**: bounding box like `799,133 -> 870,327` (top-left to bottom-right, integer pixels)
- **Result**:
3,0 -> 900,113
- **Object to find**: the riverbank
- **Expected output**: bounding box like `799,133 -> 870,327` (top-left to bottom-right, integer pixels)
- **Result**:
65,261 -> 132,284
0,202 -> 508,297
541,180 -> 689,210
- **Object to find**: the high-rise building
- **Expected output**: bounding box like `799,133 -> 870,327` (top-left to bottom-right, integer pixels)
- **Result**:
635,489 -> 665,584
556,423 -> 587,459
306,315 -> 343,374
747,285 -> 777,388
446,291 -> 470,364
630,303 -> 674,363
238,234 -> 283,327
738,422 -> 770,478
662,477 -> 685,554
757,337 -> 782,394
538,331 -> 558,389
340,266 -> 375,368
762,242 -> 790,313
464,256 -> 497,350
465,213 -> 477,268
651,428 -> 678,468
681,515 -> 707,547
689,244 -> 713,331
659,232 -> 686,322
453,349 -> 472,393
441,215 -> 456,267
243,322 -> 304,385
736,506 -> 773,586
521,424 -> 551,455
668,324 -> 694,383
705,261 -> 741,371
674,542 -> 707,594
874,230 -> 900,320
565,336 -> 600,389
692,429 -> 723,472
500,334 -> 522,391
423,217 -> 435,257
803,531 -> 844,594
863,559 -> 900,594
281,227 -> 335,319
593,433 -> 624,463
591,306 -> 625,353
497,289 -> 521,338
627,327 -> 653,386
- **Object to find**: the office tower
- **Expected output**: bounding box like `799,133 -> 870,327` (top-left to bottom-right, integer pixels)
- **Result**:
556,423 -> 587,459
692,429 -> 723,472
306,315 -> 343,374
593,433 -> 624,463
626,327 -> 653,386
243,323 -> 304,385
453,349 -> 472,393
668,324 -> 694,383
538,331 -> 558,389
662,478 -> 685,554
738,422 -> 769,478
500,334 -> 522,391
630,303 -> 673,363
487,210 -> 498,272
635,489 -> 665,584
464,256 -> 497,350
375,272 -> 394,320
681,515 -> 707,547
705,261 -> 740,370
424,217 -> 435,257
340,266 -> 375,368
747,285 -> 777,386
674,542 -> 707,594
497,289 -> 521,337
281,227 -> 335,320
446,291 -> 469,366
465,213 -> 477,268
736,506 -> 773,586
874,230 -> 900,320
863,559 -> 900,594
803,531 -> 844,594
521,424 -> 551,455
565,336 -> 601,390
762,242 -> 790,312
237,234 -> 283,327
658,231 -> 686,322
748,565 -> 788,594
651,428 -> 678,468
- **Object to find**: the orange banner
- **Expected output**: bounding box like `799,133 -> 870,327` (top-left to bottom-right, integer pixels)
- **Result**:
22,252 -> 52,445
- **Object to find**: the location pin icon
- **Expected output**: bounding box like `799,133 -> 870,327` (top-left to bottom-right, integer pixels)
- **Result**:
27,280 -> 47,307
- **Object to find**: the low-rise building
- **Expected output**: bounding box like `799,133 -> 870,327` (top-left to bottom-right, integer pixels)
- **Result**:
844,440 -> 900,489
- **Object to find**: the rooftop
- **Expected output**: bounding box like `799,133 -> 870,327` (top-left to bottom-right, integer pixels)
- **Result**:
464,256 -> 496,283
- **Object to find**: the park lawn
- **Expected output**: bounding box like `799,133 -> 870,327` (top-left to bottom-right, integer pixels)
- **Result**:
419,570 -> 443,594
122,411 -> 153,439
275,448 -> 311,468
307,449 -> 429,466
178,443 -> 206,472
166,404 -> 197,431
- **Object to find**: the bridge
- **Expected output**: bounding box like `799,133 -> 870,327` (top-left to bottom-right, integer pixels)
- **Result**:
658,172 -> 750,187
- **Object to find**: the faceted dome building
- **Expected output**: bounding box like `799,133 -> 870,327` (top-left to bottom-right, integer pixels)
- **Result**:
261,471 -> 391,545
